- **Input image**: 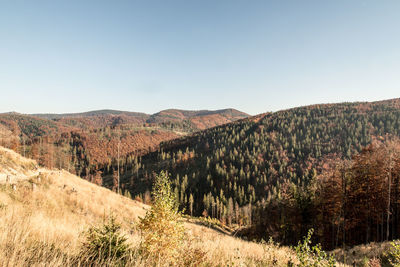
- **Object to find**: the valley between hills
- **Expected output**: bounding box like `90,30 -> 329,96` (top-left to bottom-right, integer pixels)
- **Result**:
2,100 -> 400,266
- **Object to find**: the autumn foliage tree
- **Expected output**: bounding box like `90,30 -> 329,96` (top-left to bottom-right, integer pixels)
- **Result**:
138,171 -> 185,264
318,137 -> 400,248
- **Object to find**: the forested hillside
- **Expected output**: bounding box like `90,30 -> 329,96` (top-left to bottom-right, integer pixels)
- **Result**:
118,98 -> 400,249
0,109 -> 247,178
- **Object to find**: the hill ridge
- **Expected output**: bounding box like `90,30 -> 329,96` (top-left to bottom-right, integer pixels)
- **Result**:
30,108 -> 249,119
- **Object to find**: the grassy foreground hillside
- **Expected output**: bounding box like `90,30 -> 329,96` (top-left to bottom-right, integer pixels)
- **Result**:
0,146 -> 297,266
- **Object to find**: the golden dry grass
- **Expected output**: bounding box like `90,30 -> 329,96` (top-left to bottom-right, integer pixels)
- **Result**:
185,223 -> 296,266
0,167 -> 148,266
0,147 -> 38,180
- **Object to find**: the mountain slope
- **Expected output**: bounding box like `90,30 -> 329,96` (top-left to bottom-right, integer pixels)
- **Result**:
120,98 -> 400,245
0,146 -> 296,266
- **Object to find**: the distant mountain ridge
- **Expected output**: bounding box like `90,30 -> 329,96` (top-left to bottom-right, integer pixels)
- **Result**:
29,108 -> 249,131
31,109 -> 149,119
32,108 -> 248,121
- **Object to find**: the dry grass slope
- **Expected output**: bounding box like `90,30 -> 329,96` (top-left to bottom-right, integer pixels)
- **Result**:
0,147 -> 39,184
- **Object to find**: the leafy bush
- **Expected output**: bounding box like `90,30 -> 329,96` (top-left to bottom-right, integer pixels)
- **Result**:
138,171 -> 185,264
79,216 -> 130,266
383,241 -> 400,266
293,229 -> 336,267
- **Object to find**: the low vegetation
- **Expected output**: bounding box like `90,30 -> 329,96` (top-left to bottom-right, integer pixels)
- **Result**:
80,216 -> 131,266
291,229 -> 336,267
384,241 -> 400,266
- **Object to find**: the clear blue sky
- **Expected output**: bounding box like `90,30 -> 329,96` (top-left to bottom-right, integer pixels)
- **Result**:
1,0 -> 400,115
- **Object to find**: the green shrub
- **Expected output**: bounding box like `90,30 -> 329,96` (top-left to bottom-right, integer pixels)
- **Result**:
79,216 -> 130,266
384,241 -> 400,267
294,229 -> 336,267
